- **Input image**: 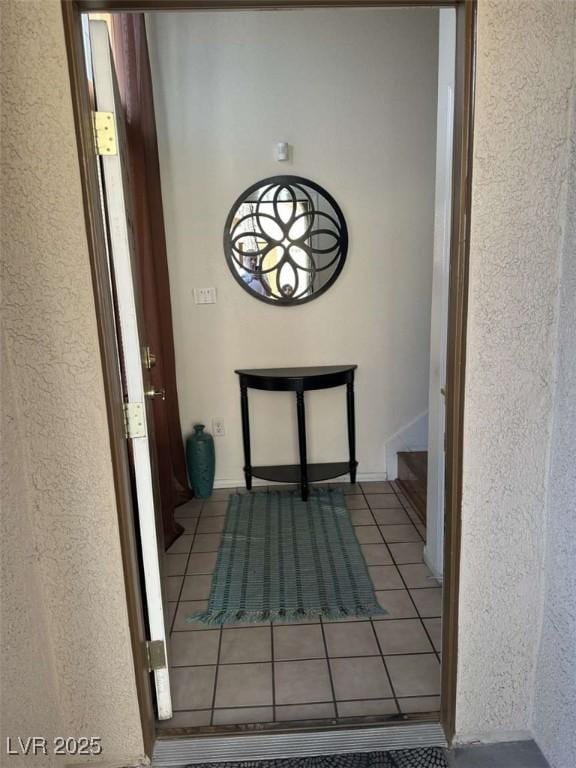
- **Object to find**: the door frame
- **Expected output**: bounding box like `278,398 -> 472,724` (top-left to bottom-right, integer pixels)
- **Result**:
62,0 -> 475,752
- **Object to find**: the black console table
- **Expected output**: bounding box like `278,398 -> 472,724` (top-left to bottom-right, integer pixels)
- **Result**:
235,365 -> 358,501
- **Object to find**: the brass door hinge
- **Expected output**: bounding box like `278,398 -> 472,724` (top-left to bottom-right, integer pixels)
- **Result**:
92,111 -> 117,156
123,402 -> 146,439
145,640 -> 167,672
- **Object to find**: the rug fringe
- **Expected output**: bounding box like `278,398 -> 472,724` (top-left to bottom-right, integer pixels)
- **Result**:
187,604 -> 387,626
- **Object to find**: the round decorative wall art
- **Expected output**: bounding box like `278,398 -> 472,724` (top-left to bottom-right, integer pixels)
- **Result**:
223,176 -> 348,306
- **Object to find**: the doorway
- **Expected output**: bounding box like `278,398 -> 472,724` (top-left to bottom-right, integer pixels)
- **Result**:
63,0 -> 474,759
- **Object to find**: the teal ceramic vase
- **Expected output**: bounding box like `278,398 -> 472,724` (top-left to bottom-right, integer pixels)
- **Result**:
186,424 -> 215,499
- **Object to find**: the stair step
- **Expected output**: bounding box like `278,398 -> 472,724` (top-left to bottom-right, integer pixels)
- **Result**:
397,451 -> 427,524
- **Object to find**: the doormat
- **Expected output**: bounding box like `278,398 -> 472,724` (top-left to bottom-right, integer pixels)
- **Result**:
188,750 -> 448,768
188,489 -> 386,625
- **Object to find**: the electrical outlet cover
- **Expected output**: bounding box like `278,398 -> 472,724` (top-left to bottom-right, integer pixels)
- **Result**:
212,417 -> 225,437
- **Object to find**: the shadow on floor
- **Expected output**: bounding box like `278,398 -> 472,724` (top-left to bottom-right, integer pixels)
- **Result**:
451,741 -> 550,768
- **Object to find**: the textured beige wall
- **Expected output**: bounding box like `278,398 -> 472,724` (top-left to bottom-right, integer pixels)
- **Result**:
455,0 -> 576,745
532,19 -> 576,768
0,1 -> 145,765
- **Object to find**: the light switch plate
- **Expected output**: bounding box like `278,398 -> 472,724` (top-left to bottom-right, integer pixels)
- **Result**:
194,287 -> 216,304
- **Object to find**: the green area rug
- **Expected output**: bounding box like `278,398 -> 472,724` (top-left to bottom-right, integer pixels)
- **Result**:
188,488 -> 385,625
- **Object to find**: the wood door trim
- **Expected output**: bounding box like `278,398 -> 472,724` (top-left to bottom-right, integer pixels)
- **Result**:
61,0 -> 475,753
440,0 -> 475,742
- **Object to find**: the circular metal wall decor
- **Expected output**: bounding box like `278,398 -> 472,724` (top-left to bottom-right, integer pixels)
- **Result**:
224,175 -> 348,306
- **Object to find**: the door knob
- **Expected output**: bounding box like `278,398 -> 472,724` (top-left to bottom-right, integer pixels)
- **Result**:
145,386 -> 166,401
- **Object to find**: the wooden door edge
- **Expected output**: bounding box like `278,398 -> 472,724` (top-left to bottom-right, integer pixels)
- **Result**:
61,0 -> 156,756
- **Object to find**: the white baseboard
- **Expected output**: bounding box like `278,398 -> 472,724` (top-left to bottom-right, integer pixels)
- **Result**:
213,471 -> 387,490
385,410 -> 429,480
353,471 -> 388,483
423,544 -> 444,583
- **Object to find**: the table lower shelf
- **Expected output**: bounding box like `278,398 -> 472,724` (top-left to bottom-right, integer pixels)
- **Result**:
250,462 -> 351,484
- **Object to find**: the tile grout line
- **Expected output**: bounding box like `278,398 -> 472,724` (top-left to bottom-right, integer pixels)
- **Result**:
314,491 -> 340,720
318,616 -> 339,719
352,488 -> 425,544
362,488 -> 402,716
170,500 -> 203,634
379,487 -> 442,665
364,485 -> 440,709
202,498 -> 226,727
393,484 -> 426,543
369,490 -> 438,633
328,485 -> 388,720
171,692 -> 440,714
369,616 -> 402,716
398,509 -> 426,543
208,614 -> 224,726
390,484 -> 441,646
170,650 -> 442,668
171,613 -> 437,633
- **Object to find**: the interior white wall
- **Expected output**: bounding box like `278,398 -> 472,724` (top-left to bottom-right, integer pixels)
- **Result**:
532,26 -> 576,768
385,410 -> 429,481
455,0 -> 576,749
146,8 -> 438,485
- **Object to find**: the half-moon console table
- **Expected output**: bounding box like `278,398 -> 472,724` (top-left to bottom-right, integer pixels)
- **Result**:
235,365 -> 358,501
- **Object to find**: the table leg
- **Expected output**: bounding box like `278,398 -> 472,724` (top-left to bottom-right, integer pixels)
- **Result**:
240,381 -> 252,490
347,379 -> 358,484
296,390 -> 309,501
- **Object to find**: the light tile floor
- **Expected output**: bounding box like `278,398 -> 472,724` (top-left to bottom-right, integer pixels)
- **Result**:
159,481 -> 441,731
